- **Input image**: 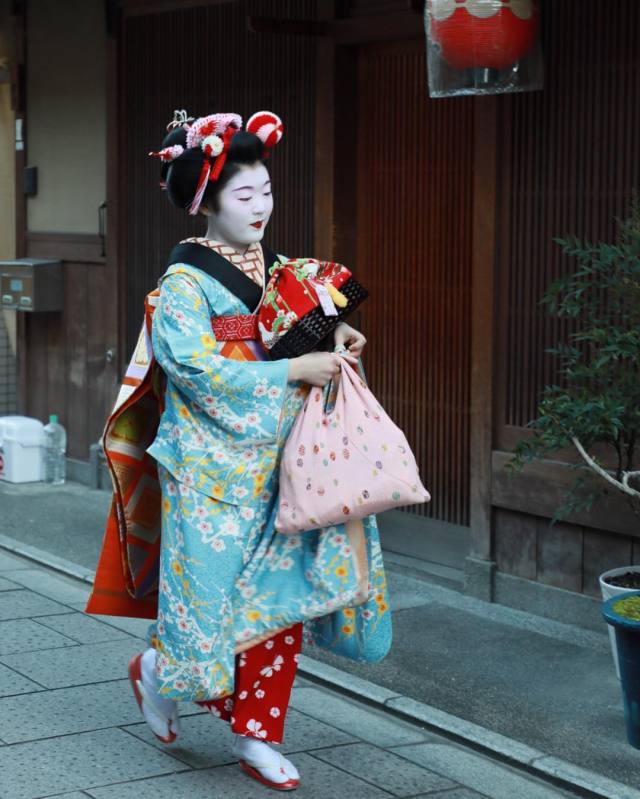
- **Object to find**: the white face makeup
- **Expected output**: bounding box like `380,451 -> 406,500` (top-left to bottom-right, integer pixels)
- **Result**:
204,162 -> 273,250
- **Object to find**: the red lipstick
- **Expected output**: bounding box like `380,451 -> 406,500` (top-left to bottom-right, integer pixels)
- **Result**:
251,221 -> 263,229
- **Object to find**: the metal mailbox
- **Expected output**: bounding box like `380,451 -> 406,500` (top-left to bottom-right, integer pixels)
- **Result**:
0,258 -> 63,312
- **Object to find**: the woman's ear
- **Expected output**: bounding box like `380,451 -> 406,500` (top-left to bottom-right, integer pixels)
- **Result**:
199,205 -> 211,217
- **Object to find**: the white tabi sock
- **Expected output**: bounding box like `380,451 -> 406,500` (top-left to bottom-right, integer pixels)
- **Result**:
233,733 -> 300,783
140,648 -> 179,718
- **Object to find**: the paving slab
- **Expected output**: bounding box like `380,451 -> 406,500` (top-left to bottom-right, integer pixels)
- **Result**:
390,743 -> 574,799
32,611 -> 137,644
46,794 -> 90,799
0,617 -> 79,655
0,551 -> 33,571
0,727 -> 188,799
312,741 -> 456,796
0,588 -> 71,620
123,705 -> 358,768
289,686 -> 434,747
0,637 -> 143,688
411,791 -> 490,799
73,609 -> 152,640
46,794 -> 91,799
0,576 -> 21,591
2,568 -> 92,603
0,662 -> 44,698
86,752 -> 391,799
0,679 -> 146,743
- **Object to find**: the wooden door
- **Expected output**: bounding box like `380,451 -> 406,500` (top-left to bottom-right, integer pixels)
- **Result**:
352,39 -> 474,560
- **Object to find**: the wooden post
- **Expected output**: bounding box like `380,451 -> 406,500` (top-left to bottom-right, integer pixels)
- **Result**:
313,0 -> 336,260
466,94 -> 498,600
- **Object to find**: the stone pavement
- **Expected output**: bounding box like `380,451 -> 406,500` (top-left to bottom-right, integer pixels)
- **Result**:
0,548 -> 589,799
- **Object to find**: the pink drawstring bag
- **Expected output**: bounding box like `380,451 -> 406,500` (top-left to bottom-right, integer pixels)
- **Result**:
276,360 -> 430,534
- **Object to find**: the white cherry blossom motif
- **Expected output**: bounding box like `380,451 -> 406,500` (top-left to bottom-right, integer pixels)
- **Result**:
255,689 -> 266,699
270,707 -> 281,718
260,655 -> 284,678
224,697 -> 234,712
246,719 -> 268,738
430,0 -> 533,20
238,690 -> 248,700
264,639 -> 275,650
284,635 -> 295,645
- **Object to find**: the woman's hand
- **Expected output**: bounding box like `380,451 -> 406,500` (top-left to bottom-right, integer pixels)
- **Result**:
334,322 -> 367,358
288,351 -> 355,386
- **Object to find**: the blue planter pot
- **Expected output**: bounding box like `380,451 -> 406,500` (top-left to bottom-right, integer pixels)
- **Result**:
602,592 -> 640,749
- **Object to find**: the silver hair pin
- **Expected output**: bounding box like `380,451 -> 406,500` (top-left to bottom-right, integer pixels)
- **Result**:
166,109 -> 194,131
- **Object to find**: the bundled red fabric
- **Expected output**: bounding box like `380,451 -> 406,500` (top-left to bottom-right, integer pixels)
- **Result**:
258,258 -> 368,359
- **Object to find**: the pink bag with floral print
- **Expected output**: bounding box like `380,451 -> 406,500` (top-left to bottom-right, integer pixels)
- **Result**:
275,360 -> 430,534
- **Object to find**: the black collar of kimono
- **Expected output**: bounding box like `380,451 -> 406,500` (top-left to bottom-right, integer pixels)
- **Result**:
166,242 -> 280,313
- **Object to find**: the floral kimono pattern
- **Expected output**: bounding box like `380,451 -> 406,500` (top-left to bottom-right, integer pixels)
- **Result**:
145,257 -> 390,702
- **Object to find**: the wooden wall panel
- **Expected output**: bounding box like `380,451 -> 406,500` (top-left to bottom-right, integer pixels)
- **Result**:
122,0 -> 317,356
583,529 -> 632,598
495,506 -> 640,597
23,258 -> 111,460
355,40 -> 473,526
496,0 -> 640,433
494,508 -> 536,581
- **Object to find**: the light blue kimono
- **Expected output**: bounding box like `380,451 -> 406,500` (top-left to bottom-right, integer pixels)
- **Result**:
145,260 -> 391,702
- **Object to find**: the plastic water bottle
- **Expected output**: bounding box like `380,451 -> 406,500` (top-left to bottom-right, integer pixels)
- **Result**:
43,414 -> 67,485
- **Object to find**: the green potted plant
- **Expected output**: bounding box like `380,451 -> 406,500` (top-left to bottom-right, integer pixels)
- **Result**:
508,201 -> 640,674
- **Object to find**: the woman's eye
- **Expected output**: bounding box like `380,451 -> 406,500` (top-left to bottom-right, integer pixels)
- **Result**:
263,192 -> 272,197
238,198 -> 251,202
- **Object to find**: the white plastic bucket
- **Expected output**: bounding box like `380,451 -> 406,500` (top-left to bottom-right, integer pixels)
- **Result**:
0,415 -> 44,483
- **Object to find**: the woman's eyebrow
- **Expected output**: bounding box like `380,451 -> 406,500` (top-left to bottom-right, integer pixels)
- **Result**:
231,180 -> 271,192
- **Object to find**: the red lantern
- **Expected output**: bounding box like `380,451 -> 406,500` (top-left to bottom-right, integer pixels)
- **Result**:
429,0 -> 539,72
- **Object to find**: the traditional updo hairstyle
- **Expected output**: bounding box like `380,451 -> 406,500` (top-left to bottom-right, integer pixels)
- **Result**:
160,127 -> 265,214
153,111 -> 284,215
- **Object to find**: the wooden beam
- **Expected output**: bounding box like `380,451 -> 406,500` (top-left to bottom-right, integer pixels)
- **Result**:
248,10 -> 422,44
120,0 -> 233,18
492,450 -> 640,537
330,10 -> 421,43
248,17 -> 329,37
469,96 -> 498,561
25,232 -> 106,264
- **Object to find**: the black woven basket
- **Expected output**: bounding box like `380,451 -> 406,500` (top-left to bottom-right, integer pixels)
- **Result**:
268,277 -> 368,360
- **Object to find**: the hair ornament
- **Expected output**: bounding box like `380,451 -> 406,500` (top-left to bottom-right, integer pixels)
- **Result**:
187,114 -> 242,216
201,134 -> 224,158
148,145 -> 184,162
246,111 -> 284,149
166,109 -> 194,131
186,113 -> 243,150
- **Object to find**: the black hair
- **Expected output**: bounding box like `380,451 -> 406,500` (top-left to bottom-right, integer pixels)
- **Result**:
159,123 -> 267,214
